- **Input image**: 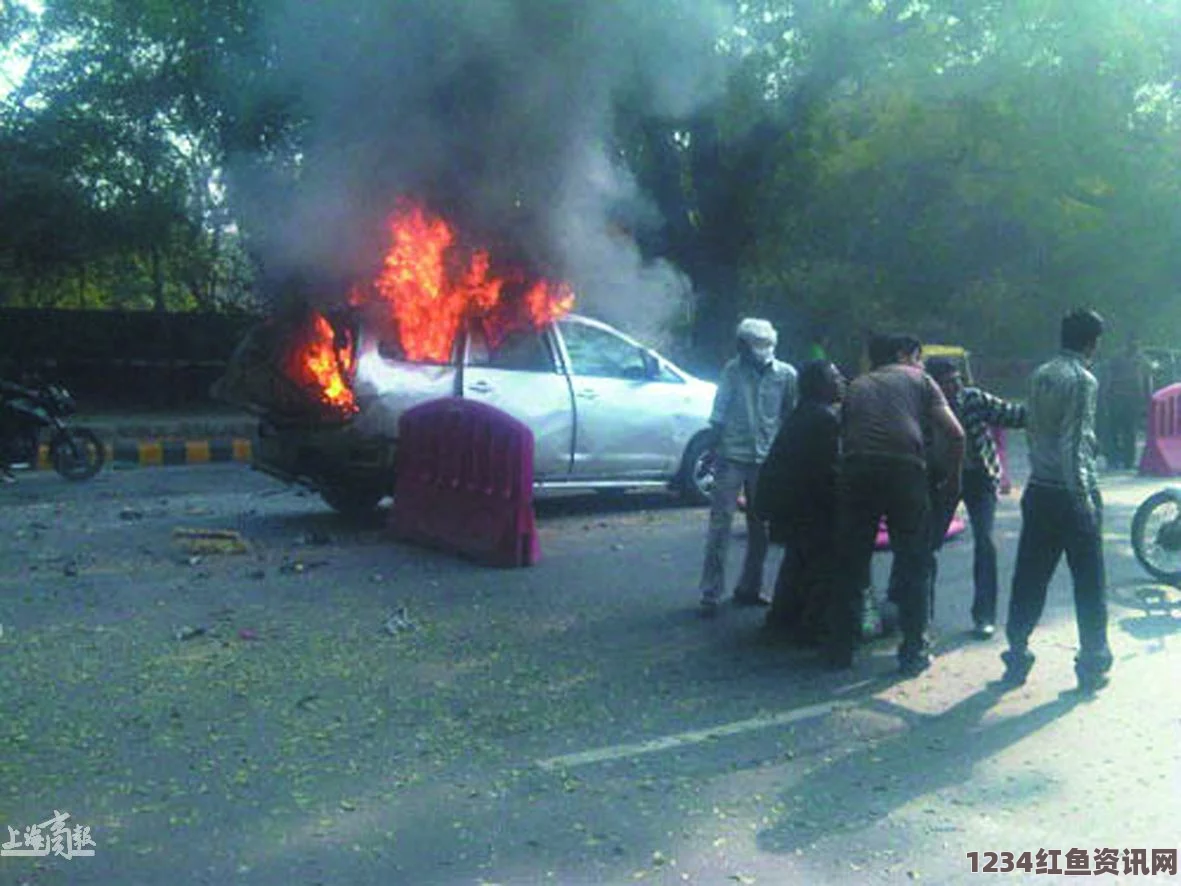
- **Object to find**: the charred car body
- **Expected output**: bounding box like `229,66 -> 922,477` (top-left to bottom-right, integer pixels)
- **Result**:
216,308 -> 719,516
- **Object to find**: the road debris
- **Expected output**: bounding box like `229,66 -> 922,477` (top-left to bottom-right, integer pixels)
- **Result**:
119,507 -> 146,521
174,625 -> 207,641
382,606 -> 417,635
172,527 -> 250,555
279,558 -> 329,574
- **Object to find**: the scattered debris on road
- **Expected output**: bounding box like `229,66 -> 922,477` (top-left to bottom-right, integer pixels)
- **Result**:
383,606 -> 416,635
172,527 -> 249,555
279,558 -> 329,574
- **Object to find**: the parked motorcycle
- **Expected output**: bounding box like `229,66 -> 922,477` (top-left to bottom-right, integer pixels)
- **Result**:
0,381 -> 106,481
1130,487 -> 1181,583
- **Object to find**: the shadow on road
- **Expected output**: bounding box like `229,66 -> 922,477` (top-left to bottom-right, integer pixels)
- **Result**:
1107,580 -> 1181,640
757,685 -> 1083,856
533,489 -> 691,519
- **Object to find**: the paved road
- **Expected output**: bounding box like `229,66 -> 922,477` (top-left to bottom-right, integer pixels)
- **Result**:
1,461 -> 1178,885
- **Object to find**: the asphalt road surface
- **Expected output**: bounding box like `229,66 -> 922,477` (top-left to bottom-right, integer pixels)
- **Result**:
1,458 -> 1179,885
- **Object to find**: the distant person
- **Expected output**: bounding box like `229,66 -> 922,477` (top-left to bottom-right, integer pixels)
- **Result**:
825,333 -> 965,675
924,357 -> 1027,638
697,318 -> 798,617
1001,308 -> 1112,693
755,360 -> 845,644
806,334 -> 832,362
1100,335 -> 1150,470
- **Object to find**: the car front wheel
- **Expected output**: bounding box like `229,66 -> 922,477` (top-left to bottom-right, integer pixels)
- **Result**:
678,433 -> 716,507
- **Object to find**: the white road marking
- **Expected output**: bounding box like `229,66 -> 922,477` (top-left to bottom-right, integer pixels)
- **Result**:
535,700 -> 846,771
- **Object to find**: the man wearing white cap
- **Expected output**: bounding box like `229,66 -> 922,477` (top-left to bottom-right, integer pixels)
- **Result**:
698,318 -> 798,616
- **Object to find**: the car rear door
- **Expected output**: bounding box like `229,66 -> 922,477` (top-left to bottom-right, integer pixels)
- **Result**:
460,325 -> 575,480
556,317 -> 682,479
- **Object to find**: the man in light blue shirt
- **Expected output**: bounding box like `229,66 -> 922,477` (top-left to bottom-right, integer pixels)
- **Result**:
1001,308 -> 1111,693
698,318 -> 797,616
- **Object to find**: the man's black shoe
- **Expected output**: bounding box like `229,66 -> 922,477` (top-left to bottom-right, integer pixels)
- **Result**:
1075,658 -> 1112,694
1000,648 -> 1035,687
898,653 -> 932,678
973,622 -> 996,640
732,593 -> 771,608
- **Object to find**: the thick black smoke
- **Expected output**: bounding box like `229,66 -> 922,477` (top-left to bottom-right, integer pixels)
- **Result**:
226,0 -> 732,342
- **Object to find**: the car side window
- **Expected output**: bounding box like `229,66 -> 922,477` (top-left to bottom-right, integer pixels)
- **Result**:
560,322 -> 650,380
467,327 -> 556,373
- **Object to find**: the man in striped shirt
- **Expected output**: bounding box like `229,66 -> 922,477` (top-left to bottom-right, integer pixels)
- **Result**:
924,358 -> 1027,639
1001,309 -> 1111,693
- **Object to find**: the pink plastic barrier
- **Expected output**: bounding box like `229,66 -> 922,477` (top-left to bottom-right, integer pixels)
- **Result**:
389,398 -> 540,567
875,513 -> 966,551
1139,383 -> 1181,476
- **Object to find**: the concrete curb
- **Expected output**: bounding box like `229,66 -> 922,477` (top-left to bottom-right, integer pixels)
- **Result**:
34,437 -> 254,471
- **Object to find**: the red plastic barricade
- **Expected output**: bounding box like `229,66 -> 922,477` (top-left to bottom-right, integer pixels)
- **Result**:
389,398 -> 540,567
1139,383 -> 1181,476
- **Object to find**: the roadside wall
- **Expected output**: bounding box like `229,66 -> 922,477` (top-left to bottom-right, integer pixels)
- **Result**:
0,308 -> 260,410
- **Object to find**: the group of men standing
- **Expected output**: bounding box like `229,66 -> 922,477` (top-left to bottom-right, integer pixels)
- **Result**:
695,309 -> 1113,693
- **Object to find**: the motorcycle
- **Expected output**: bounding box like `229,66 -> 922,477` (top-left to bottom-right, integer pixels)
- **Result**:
1130,487 -> 1181,583
0,382 -> 106,481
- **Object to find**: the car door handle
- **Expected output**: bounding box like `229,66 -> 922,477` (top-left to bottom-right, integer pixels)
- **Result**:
469,380 -> 493,394
577,389 -> 598,401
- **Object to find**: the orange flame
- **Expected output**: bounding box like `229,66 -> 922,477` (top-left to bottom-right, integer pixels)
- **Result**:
287,311 -> 358,415
285,199 -> 575,412
366,200 -> 575,363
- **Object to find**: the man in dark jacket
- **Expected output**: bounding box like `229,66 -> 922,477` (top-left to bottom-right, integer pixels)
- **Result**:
756,360 -> 845,645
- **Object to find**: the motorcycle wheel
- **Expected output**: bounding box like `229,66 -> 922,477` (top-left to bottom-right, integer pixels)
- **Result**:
50,428 -> 106,481
1130,488 -> 1181,583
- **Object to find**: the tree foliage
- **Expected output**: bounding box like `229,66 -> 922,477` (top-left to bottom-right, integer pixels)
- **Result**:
3,0 -> 1181,369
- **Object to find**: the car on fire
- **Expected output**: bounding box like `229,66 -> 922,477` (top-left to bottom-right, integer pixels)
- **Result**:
219,310 -> 720,516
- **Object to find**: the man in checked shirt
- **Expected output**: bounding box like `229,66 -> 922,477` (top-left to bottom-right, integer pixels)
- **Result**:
923,357 -> 1027,640
1000,308 -> 1112,693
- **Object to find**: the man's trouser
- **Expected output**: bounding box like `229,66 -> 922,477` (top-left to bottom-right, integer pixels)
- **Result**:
1107,397 -> 1140,469
960,469 -> 1001,626
827,457 -> 931,666
1005,484 -> 1111,676
699,458 -> 769,603
916,468 -> 1001,625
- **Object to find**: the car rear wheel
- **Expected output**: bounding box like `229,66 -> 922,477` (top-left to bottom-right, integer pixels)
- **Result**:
678,433 -> 715,507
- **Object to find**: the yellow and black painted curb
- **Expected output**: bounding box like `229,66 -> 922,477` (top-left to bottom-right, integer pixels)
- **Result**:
34,438 -> 254,470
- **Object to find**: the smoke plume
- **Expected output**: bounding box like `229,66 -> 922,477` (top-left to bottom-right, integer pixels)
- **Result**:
226,0 -> 732,342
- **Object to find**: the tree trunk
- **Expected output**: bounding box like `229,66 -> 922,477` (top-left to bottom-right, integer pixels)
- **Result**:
151,245 -> 165,312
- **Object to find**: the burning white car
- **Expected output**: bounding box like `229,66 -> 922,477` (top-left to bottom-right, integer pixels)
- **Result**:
216,202 -> 718,516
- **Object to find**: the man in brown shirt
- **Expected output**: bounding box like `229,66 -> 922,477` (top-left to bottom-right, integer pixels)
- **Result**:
826,333 -> 965,675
